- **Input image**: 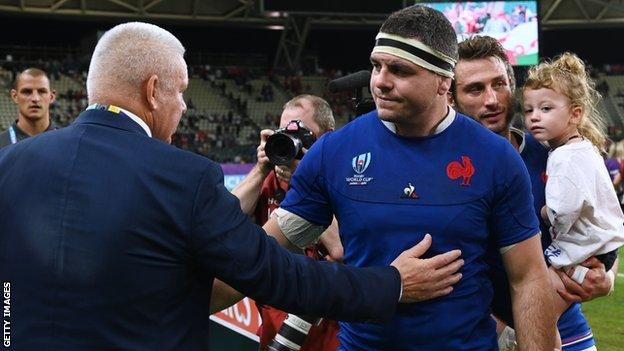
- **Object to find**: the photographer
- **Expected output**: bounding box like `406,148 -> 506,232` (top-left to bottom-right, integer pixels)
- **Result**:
212,94 -> 341,351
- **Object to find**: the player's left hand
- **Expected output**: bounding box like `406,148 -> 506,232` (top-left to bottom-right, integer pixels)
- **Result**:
556,257 -> 612,302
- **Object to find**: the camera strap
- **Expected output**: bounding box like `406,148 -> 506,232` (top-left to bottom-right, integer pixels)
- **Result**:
8,126 -> 17,145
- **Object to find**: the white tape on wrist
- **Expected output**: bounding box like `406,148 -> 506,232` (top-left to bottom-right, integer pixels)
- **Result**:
607,270 -> 616,295
497,326 -> 517,351
570,265 -> 590,285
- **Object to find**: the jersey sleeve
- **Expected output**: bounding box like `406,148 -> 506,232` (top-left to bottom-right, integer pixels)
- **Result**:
280,135 -> 334,228
490,141 -> 541,248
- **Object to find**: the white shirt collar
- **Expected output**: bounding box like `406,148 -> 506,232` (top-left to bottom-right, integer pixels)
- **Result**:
509,127 -> 526,153
381,106 -> 456,135
118,107 -> 152,138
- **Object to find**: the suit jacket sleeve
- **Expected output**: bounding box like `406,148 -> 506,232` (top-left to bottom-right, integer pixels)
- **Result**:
190,163 -> 400,322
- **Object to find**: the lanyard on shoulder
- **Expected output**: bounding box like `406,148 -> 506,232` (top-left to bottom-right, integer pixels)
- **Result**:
87,103 -> 122,114
86,103 -> 151,137
8,126 -> 17,145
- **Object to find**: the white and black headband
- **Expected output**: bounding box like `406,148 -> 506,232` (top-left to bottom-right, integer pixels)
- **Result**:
372,32 -> 456,78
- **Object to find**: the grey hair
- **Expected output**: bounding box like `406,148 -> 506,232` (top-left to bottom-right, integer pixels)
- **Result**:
87,22 -> 186,102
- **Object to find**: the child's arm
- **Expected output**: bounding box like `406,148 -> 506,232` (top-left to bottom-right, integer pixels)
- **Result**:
540,205 -> 550,225
543,175 -> 586,268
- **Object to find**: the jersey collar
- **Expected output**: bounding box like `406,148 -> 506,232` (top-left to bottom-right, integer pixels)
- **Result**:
381,106 -> 456,135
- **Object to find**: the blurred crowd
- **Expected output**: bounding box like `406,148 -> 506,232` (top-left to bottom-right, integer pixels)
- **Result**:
0,58 -> 361,163
4,57 -> 624,163
442,3 -> 536,36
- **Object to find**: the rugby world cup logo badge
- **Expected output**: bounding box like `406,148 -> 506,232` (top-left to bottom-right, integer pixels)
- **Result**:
346,152 -> 373,186
352,152 -> 371,174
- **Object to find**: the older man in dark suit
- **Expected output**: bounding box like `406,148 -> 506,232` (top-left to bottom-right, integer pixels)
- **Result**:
0,22 -> 463,350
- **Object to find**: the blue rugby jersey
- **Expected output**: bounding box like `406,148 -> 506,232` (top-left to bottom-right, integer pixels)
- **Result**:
280,110 -> 539,350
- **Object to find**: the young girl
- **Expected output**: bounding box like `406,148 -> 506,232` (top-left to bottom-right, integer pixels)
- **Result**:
523,52 -> 624,343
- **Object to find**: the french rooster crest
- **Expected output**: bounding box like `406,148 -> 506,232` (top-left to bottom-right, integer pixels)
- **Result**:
446,156 -> 475,186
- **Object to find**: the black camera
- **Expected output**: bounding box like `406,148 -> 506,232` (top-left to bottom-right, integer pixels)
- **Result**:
266,314 -> 320,351
265,120 -> 316,166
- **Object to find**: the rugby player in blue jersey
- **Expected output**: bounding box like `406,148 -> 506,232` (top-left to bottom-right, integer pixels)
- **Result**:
262,5 -> 556,351
450,35 -> 619,351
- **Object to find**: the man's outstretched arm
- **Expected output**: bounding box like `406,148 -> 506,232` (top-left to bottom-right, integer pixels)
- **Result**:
263,213 -> 465,303
210,214 -> 465,313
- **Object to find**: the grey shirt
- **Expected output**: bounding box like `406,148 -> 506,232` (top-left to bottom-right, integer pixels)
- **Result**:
0,120 -> 56,149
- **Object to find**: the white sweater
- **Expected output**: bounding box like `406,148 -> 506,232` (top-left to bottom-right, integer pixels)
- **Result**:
544,140 -> 624,268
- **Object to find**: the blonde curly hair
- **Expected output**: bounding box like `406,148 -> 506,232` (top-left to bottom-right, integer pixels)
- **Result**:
523,52 -> 606,151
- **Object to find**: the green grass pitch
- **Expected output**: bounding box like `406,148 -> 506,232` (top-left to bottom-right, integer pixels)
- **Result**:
583,248 -> 623,350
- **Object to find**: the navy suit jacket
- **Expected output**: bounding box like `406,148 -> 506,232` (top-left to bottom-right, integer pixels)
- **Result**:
0,108 -> 401,350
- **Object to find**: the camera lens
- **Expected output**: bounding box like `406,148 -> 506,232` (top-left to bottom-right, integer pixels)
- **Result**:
267,314 -> 319,351
265,133 -> 301,166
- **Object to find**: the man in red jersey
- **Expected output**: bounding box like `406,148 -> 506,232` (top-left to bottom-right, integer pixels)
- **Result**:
213,94 -> 341,351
